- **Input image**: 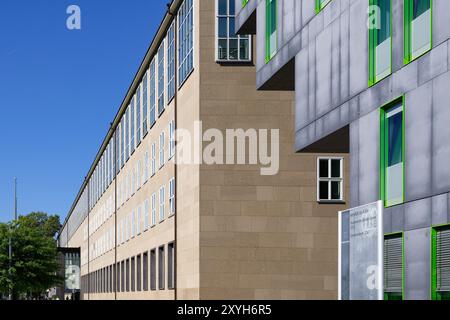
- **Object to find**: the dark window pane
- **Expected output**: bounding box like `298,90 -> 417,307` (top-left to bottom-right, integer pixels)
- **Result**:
240,39 -> 250,60
218,17 -> 227,37
377,0 -> 391,45
229,0 -> 235,15
387,110 -> 403,167
218,0 -> 227,15
218,39 -> 228,60
413,0 -> 430,19
229,39 -> 238,60
331,159 -> 341,178
319,181 -> 329,200
331,181 -> 341,200
319,159 -> 329,178
229,17 -> 236,37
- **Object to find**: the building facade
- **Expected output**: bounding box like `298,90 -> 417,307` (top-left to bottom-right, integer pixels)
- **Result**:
58,0 -> 349,300
236,0 -> 450,300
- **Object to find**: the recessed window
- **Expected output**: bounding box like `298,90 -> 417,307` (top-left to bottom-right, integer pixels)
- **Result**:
136,85 -> 142,146
168,242 -> 175,290
169,178 -> 175,215
150,59 -> 156,127
167,21 -> 176,102
380,100 -> 404,207
384,234 -> 403,300
216,0 -> 251,62
143,71 -> 148,136
158,42 -> 165,116
178,0 -> 194,86
404,0 -> 432,63
369,0 -> 391,86
158,245 -> 165,290
159,186 -> 165,222
317,157 -> 344,202
432,226 -> 450,300
265,0 -> 277,62
169,120 -> 175,159
159,131 -> 165,168
150,249 -> 156,291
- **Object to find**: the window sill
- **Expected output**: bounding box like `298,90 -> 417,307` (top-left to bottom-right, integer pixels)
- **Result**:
216,60 -> 254,67
317,200 -> 346,205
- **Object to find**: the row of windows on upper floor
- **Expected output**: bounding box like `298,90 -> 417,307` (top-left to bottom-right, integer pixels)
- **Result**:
86,120 -> 175,238
263,0 -> 433,79
83,177 -> 175,263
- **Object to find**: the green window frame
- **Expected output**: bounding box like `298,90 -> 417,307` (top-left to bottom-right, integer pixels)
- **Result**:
431,224 -> 450,300
380,97 -> 405,208
384,232 -> 405,300
369,0 -> 392,86
404,0 -> 432,64
316,0 -> 332,13
242,0 -> 249,8
265,0 -> 277,63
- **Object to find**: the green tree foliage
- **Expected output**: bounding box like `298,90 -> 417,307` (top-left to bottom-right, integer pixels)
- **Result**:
0,212 -> 62,299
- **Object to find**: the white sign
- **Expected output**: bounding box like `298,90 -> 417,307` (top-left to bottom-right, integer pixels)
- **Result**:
338,201 -> 383,300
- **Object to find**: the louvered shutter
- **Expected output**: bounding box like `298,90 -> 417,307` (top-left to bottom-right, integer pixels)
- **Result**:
437,229 -> 450,292
384,236 -> 402,293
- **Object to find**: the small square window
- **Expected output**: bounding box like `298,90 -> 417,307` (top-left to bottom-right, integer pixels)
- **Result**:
317,157 -> 344,203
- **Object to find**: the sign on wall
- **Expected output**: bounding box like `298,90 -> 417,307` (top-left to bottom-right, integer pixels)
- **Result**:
338,201 -> 383,300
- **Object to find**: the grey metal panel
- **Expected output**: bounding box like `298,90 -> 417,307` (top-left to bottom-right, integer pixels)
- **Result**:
432,194 -> 448,227
357,110 -> 379,206
383,207 -> 392,235
281,0 -> 295,48
256,0 -> 265,71
316,25 -> 332,118
295,48 -> 310,131
405,82 -> 432,202
391,0 -> 404,73
390,204 -> 405,234
391,60 -> 418,98
301,0 -> 316,28
418,42 -> 448,86
348,0 -> 368,97
432,71 -> 450,195
433,0 -> 450,48
331,17 -> 341,108
404,198 -> 432,231
404,228 -> 431,300
339,9 -> 350,102
349,121 -> 359,208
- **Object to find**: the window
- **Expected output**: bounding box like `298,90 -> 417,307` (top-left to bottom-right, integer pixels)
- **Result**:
242,0 -> 249,7
168,242 -> 175,289
317,157 -> 344,202
265,0 -> 277,62
126,214 -> 130,241
131,210 -> 136,238
131,257 -> 136,292
150,249 -> 156,291
137,160 -> 142,189
143,251 -> 149,291
137,205 -> 142,235
126,259 -> 130,292
217,0 -> 251,61
150,59 -> 156,127
158,41 -> 165,116
404,0 -> 432,63
158,245 -> 165,290
120,261 -> 125,292
144,199 -> 150,231
136,86 -> 141,146
167,21 -> 176,102
151,143 -> 156,176
169,178 -> 175,215
384,234 -> 403,300
159,132 -> 165,168
136,254 -> 141,292
369,0 -> 391,86
120,119 -> 125,168
159,186 -> 165,222
169,120 -> 175,160
125,106 -> 130,161
144,151 -> 149,183
130,98 -> 135,155
151,193 -> 157,226
380,100 -> 404,207
178,0 -> 194,86
143,71 -> 148,136
316,0 -> 332,13
432,226 -> 450,300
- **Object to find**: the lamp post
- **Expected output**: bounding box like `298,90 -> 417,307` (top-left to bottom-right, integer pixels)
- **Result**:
8,178 -> 17,300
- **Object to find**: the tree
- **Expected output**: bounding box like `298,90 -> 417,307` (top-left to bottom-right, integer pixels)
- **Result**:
0,212 -> 62,299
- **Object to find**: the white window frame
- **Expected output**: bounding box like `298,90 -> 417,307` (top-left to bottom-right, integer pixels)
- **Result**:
137,205 -> 142,235
159,132 -> 165,169
159,186 -> 165,222
151,193 -> 157,227
144,151 -> 149,183
169,178 -> 175,216
151,142 -> 156,176
215,0 -> 252,62
144,199 -> 150,231
169,120 -> 175,160
317,157 -> 344,203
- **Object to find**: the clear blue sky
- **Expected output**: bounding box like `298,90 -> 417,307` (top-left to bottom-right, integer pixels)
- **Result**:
0,0 -> 167,222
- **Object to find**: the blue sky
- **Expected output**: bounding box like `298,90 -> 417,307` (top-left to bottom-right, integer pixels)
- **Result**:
0,0 -> 167,222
